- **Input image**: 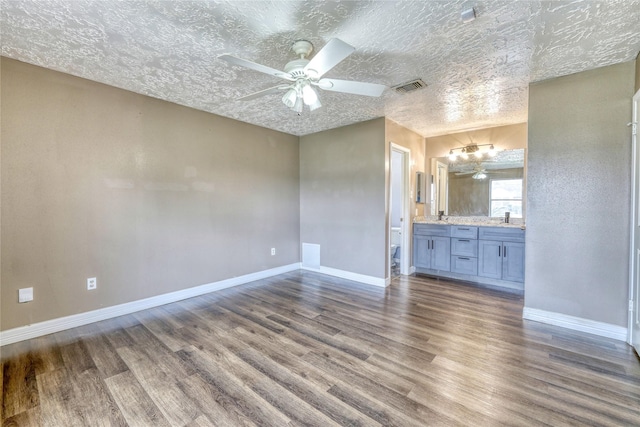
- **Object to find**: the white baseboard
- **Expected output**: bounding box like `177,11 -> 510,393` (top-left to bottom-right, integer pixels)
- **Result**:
522,307 -> 628,341
301,265 -> 387,287
0,263 -> 301,346
409,266 -> 416,274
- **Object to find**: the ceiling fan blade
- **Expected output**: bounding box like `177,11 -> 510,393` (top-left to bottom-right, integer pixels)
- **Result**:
317,78 -> 386,97
218,54 -> 294,81
304,38 -> 355,78
237,85 -> 290,101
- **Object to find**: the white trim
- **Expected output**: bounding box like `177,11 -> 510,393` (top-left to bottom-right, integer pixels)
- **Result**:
301,265 -> 387,287
523,307 -> 628,341
409,266 -> 416,274
629,89 -> 640,346
0,263 -> 301,346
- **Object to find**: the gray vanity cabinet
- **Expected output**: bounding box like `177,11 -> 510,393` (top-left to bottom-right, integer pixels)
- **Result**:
413,223 -> 524,291
413,225 -> 450,271
478,228 -> 525,283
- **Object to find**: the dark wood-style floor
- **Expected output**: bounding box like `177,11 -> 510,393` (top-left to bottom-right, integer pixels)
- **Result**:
2,271 -> 640,426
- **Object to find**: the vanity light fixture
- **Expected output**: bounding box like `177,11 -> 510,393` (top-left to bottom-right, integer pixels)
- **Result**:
448,144 -> 497,162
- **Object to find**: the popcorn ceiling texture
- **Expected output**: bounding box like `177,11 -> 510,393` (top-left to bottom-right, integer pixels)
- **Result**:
1,0 -> 639,137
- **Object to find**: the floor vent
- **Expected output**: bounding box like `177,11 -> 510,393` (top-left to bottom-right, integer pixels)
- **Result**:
392,79 -> 427,94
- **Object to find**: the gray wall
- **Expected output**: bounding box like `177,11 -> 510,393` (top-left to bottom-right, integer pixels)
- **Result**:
526,61 -> 635,326
1,58 -> 300,330
299,118 -> 386,279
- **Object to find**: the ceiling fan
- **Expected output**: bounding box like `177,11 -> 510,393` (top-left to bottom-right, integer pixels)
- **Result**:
455,165 -> 496,180
218,38 -> 386,113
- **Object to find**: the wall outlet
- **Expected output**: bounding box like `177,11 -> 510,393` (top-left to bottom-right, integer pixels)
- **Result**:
87,277 -> 97,290
18,287 -> 33,303
271,248 -> 276,256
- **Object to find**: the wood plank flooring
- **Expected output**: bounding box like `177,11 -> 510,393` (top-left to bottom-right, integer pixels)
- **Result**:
2,271 -> 640,426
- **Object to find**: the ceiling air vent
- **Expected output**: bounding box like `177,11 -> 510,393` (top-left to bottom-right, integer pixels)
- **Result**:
392,79 -> 427,94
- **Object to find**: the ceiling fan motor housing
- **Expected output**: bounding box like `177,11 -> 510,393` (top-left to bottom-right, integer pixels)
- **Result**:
284,58 -> 311,78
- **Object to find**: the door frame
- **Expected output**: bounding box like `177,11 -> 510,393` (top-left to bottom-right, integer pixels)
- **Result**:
431,158 -> 449,215
389,142 -> 411,277
628,89 -> 639,350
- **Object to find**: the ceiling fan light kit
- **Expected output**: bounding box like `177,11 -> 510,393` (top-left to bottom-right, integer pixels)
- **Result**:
218,38 -> 386,113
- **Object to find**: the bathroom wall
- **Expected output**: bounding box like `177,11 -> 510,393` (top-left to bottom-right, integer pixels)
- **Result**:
299,118 -> 386,279
1,58 -> 300,331
526,60 -> 634,327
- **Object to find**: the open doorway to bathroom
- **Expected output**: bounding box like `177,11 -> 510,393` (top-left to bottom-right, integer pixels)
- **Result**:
389,143 -> 411,279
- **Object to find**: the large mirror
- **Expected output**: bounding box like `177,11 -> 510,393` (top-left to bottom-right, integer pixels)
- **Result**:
430,149 -> 525,217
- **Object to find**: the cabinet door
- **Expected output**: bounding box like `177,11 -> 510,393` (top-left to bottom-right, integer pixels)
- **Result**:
431,236 -> 451,271
413,235 -> 431,269
502,241 -> 525,282
478,240 -> 502,279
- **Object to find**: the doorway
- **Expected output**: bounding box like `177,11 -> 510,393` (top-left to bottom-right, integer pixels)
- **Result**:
629,89 -> 639,355
389,143 -> 411,279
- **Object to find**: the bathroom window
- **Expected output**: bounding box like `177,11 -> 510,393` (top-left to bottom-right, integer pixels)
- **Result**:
490,179 -> 523,218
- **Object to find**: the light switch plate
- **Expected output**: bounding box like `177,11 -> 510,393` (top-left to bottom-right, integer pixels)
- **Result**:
18,287 -> 33,303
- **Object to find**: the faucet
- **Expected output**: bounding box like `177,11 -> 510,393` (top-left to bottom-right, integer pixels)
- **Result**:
438,210 -> 445,221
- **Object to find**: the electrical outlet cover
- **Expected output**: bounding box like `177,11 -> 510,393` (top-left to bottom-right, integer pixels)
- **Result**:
87,277 -> 97,290
18,287 -> 34,303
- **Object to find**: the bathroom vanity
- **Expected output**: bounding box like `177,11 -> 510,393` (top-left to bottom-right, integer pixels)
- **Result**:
413,220 -> 525,291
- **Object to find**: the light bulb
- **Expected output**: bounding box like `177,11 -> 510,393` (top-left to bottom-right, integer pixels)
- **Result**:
302,84 -> 318,106
488,144 -> 497,157
474,150 -> 484,159
448,150 -> 457,161
460,150 -> 469,160
309,98 -> 322,111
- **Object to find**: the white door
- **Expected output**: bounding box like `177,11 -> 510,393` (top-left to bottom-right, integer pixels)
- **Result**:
630,90 -> 639,355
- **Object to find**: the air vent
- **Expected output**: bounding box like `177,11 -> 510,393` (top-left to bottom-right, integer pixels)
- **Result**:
392,79 -> 427,94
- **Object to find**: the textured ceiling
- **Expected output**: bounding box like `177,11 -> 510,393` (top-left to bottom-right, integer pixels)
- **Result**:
2,1 -> 639,137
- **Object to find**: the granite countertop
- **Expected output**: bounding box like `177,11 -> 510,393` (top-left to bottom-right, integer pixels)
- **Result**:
414,216 -> 526,230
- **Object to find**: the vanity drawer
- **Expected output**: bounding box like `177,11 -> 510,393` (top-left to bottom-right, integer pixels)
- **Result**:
478,227 -> 525,242
451,226 -> 478,239
451,238 -> 478,257
414,224 -> 450,237
451,256 -> 478,275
